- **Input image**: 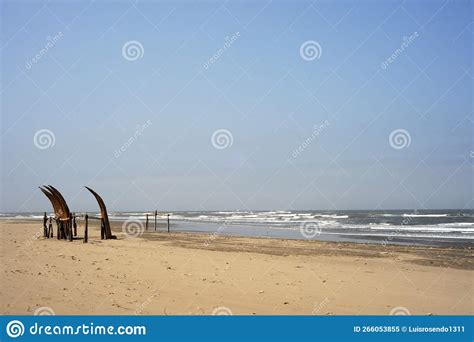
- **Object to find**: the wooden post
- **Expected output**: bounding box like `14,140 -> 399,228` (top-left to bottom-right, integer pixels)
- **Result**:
154,210 -> 157,231
84,214 -> 88,243
73,214 -> 77,237
60,221 -> 65,240
46,217 -> 49,238
167,213 -> 170,233
43,212 -> 48,237
49,217 -> 53,238
146,214 -> 149,232
68,214 -> 73,241
61,221 -> 66,240
62,220 -> 67,240
100,218 -> 105,240
57,220 -> 61,240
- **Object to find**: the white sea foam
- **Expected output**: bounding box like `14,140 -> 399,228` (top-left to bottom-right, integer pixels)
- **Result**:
370,226 -> 474,233
315,214 -> 349,219
403,214 -> 448,218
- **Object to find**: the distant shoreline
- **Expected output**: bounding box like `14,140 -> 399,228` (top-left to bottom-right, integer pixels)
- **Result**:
3,217 -> 473,249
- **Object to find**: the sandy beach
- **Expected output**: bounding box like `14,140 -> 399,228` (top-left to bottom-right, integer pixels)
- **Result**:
1,219 -> 472,315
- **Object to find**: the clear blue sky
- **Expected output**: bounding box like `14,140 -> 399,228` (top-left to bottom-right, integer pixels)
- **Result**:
1,0 -> 472,212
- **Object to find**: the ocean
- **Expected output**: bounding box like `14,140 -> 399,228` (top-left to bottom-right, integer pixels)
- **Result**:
2,209 -> 473,247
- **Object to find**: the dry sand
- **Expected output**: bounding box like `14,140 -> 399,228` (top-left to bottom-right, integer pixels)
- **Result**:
1,219 -> 473,315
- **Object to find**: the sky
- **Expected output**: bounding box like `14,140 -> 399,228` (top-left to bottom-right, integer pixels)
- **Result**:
1,0 -> 473,212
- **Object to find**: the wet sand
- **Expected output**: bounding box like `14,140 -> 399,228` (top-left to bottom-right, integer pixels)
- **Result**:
1,219 -> 473,315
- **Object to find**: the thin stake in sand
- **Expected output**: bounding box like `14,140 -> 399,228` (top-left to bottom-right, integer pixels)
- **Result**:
83,214 -> 88,243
